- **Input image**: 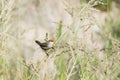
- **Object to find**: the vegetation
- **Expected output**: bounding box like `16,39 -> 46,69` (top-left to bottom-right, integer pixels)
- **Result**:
0,0 -> 120,80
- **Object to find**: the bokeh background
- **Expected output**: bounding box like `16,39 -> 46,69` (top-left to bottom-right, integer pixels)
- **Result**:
0,0 -> 120,80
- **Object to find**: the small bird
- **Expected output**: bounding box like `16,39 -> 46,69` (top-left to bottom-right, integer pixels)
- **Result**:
35,40 -> 54,56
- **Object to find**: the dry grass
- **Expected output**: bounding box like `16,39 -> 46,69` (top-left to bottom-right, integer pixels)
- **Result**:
0,0 -> 120,80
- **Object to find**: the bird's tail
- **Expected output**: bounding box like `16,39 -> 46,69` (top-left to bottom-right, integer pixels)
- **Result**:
35,40 -> 41,46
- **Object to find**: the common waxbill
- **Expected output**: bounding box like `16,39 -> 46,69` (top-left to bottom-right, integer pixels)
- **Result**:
35,40 -> 54,56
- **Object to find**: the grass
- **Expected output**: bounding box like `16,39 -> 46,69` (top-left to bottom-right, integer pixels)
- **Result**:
0,0 -> 120,80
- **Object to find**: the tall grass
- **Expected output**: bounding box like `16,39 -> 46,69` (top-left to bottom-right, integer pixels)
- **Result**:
0,0 -> 120,80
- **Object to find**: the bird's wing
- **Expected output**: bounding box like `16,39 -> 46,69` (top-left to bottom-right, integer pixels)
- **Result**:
35,40 -> 49,50
35,40 -> 47,47
40,42 -> 48,47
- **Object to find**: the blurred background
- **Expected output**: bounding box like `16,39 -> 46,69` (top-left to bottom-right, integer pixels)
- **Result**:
0,0 -> 120,80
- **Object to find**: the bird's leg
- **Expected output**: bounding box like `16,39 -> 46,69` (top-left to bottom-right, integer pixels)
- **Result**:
45,51 -> 49,56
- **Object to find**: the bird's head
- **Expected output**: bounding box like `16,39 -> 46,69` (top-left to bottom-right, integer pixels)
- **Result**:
49,40 -> 54,42
48,40 -> 54,48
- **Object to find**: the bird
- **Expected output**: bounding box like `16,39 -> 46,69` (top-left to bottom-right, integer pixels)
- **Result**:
35,40 -> 54,56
